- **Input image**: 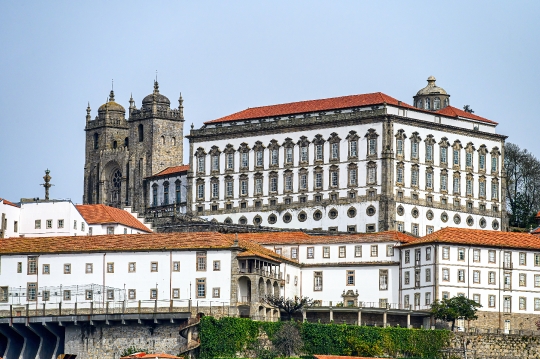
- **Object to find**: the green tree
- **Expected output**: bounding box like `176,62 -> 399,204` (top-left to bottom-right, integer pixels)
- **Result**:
463,105 -> 474,113
262,295 -> 313,321
273,321 -> 304,357
430,296 -> 481,331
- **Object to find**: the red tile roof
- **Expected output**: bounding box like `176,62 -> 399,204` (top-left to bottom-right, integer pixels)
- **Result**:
436,105 -> 497,125
0,232 -> 288,263
76,204 -> 151,233
531,226 -> 540,235
149,165 -> 189,178
241,231 -> 416,245
0,198 -> 19,208
204,92 -> 413,124
403,227 -> 540,250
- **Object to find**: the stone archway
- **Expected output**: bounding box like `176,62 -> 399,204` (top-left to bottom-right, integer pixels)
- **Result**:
102,161 -> 122,208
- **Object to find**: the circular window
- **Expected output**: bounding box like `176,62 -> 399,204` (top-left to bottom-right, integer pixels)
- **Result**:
253,216 -> 262,225
298,211 -> 307,222
224,217 -> 232,225
412,207 -> 419,218
466,216 -> 474,227
366,206 -> 376,217
492,220 -> 500,230
268,214 -> 277,224
426,210 -> 434,220
347,207 -> 357,218
441,212 -> 448,223
313,210 -> 322,221
479,217 -> 487,228
239,216 -> 247,225
283,213 -> 292,223
328,208 -> 338,219
453,214 -> 461,224
397,205 -> 404,216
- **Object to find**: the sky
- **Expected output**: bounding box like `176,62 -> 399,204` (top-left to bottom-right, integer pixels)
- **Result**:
1,1 -> 539,204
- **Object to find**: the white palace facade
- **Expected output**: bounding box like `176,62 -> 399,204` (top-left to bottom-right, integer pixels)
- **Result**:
187,77 -> 507,236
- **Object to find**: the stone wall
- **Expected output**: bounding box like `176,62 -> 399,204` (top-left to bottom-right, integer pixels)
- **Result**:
472,311 -> 539,332
450,333 -> 540,359
64,323 -> 187,359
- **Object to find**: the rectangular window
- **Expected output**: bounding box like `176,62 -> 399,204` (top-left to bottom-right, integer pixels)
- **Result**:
411,169 -> 419,187
300,146 -> 308,162
172,288 -> 181,299
291,247 -> 298,259
256,150 -> 263,167
240,179 -> 248,196
440,174 -> 448,191
386,245 -> 394,257
211,182 -> 219,198
426,172 -> 433,189
368,166 -> 376,184
323,246 -> 330,258
473,270 -> 480,283
63,290 -> 71,301
46,219 -> 52,229
492,182 -> 498,200
107,226 -> 114,235
27,256 -> 37,275
41,290 -> 50,301
425,292 -> 431,305
212,287 -> 220,298
411,142 -> 418,159
151,261 -> 158,272
489,250 -> 496,263
466,152 -> 473,167
298,174 -> 307,190
307,247 -> 314,259
442,268 -> 450,281
285,147 -> 293,164
350,140 -> 358,157
331,143 -> 339,159
453,176 -> 460,194
353,245 -> 362,258
125,289 -> 135,300
150,289 -> 158,299
284,174 -> 293,191
479,181 -> 486,197
535,274 -> 540,287
84,289 -> 93,300
519,252 -> 526,265
86,263 -> 93,274
197,157 -> 205,173
197,184 -> 205,199
473,249 -> 480,262
315,144 -> 323,161
315,173 -> 322,189
226,153 -> 234,170
349,168 -> 357,186
453,149 -> 459,165
442,291 -> 450,300
26,282 -> 37,301
458,269 -> 465,282
489,271 -> 496,284
196,252 -> 206,271
35,219 -> 41,229
379,269 -> 388,290
368,138 -> 377,155
425,268 -> 431,282
339,246 -> 346,258
404,294 -> 410,307
412,223 -> 419,236
404,250 -> 410,263
213,260 -> 220,271
58,219 -> 64,228
64,263 -> 71,274
466,179 -> 473,196
536,298 -> 540,311
492,157 -> 498,172
211,155 -> 219,171
519,273 -> 526,287
473,294 -> 480,304
226,181 -> 233,197
488,295 -> 496,307
426,144 -> 433,161
441,147 -> 447,164
42,264 -> 50,274
173,261 -> 180,272
314,271 -> 323,291
442,247 -> 450,260
271,149 -> 279,165
396,166 -> 404,184
129,262 -> 136,272
275,247 -> 282,255
396,139 -> 403,156
371,245 -> 378,257
458,248 -> 465,261
346,270 -> 355,286
241,152 -> 249,168
520,297 -> 526,310
107,262 -> 114,273
426,247 -> 432,261
331,171 -> 338,187
404,271 -> 410,285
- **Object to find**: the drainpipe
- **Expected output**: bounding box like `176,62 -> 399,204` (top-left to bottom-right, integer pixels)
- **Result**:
103,253 -> 106,306
170,250 -> 173,300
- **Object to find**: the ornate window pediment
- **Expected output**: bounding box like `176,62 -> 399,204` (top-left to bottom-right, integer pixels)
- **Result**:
297,136 -> 310,146
268,139 -> 280,150
313,134 -> 326,145
424,134 -> 436,145
238,142 -> 250,152
224,144 -> 235,154
209,145 -> 221,156
283,138 -> 294,148
328,132 -> 341,143
195,147 -> 207,156
346,130 -> 359,141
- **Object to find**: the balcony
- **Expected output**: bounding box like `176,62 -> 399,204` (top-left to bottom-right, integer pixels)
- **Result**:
238,268 -> 281,280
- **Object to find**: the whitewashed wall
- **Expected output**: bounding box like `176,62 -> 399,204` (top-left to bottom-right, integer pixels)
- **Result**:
18,201 -> 88,237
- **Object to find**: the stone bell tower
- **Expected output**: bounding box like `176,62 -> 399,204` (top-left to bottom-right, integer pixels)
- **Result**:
83,81 -> 184,213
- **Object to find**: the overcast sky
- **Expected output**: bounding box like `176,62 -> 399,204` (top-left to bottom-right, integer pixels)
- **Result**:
1,1 -> 539,204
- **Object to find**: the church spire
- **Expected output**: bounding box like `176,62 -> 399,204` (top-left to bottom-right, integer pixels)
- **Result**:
86,102 -> 91,122
178,92 -> 184,120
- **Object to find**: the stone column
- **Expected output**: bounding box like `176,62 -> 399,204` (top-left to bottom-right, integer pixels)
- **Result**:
357,310 -> 362,326
302,310 -> 307,322
329,307 -> 333,322
383,311 -> 387,327
407,313 -> 411,328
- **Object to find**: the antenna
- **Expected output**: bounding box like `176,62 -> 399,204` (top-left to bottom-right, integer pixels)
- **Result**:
111,79 -> 114,91
155,70 -> 158,82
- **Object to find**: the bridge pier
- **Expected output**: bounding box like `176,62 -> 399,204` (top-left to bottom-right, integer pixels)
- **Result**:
12,324 -> 40,359
0,325 -> 24,359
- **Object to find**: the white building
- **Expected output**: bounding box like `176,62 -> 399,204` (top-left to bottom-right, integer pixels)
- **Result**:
76,204 -> 152,235
188,77 -> 506,235
145,165 -> 189,216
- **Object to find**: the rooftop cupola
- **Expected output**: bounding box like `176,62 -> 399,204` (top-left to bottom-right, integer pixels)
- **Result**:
97,89 -> 126,119
413,76 -> 450,111
142,80 -> 170,111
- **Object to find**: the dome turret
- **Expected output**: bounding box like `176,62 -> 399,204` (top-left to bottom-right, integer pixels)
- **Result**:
98,90 -> 126,116
142,80 -> 170,110
413,76 -> 450,111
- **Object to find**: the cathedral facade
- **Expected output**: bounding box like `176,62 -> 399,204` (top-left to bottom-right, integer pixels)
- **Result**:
83,81 -> 184,212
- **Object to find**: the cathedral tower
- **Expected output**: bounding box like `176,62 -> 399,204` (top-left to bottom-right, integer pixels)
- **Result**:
83,82 -> 184,212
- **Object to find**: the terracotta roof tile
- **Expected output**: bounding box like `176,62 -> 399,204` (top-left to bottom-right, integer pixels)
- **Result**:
240,231 -> 415,245
76,204 -> 151,233
0,198 -> 19,208
403,227 -> 540,250
148,165 -> 189,178
436,106 -> 497,125
204,92 -> 414,124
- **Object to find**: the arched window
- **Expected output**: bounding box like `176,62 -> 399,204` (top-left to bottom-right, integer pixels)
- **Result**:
152,184 -> 158,207
433,97 -> 441,110
417,99 -> 422,109
163,182 -> 169,205
175,180 -> 181,204
124,137 -> 129,148
161,136 -> 165,145
172,137 -> 176,146
113,140 -> 117,149
424,98 -> 431,110
93,133 -> 99,149
138,124 -> 144,142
